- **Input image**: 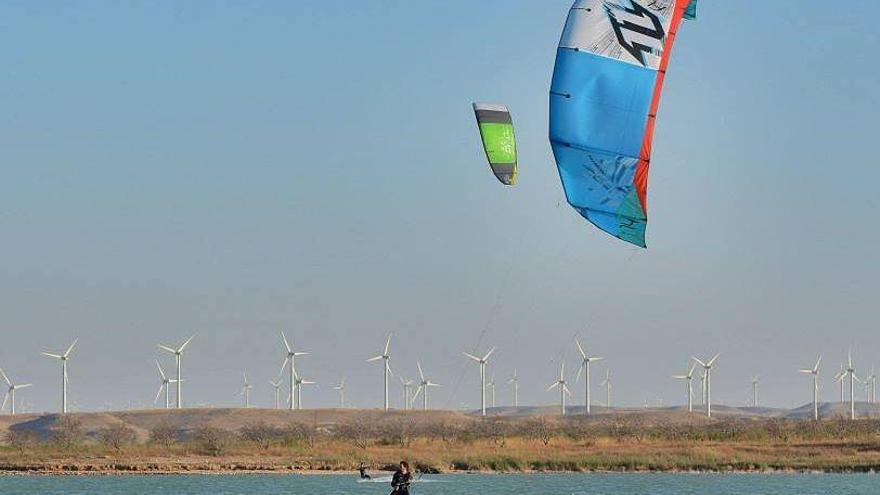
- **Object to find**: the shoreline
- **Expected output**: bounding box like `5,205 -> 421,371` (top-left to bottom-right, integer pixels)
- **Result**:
1,465 -> 877,476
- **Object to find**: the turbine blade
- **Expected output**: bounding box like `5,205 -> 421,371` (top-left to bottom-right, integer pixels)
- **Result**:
280,331 -> 292,353
547,382 -> 559,391
575,338 -> 586,359
706,354 -> 720,367
157,345 -> 176,354
687,364 -> 697,378
366,355 -> 383,362
41,352 -> 62,359
412,385 -> 423,401
483,346 -> 496,362
575,363 -> 583,384
563,384 -> 572,396
384,333 -> 392,356
64,338 -> 79,358
417,361 -> 425,382
798,369 -> 813,374
1,392 -> 8,412
154,384 -> 165,404
0,368 -> 11,387
155,360 -> 167,380
15,384 -> 32,389
589,357 -> 605,363
463,352 -> 481,362
278,357 -> 289,377
294,352 -> 310,356
814,355 -> 822,373
691,356 -> 706,367
178,335 -> 195,353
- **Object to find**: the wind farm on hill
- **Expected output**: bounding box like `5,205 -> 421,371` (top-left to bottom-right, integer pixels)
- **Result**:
3,329 -> 880,473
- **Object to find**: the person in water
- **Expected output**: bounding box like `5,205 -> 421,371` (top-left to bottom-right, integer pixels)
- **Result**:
390,460 -> 412,495
358,462 -> 371,480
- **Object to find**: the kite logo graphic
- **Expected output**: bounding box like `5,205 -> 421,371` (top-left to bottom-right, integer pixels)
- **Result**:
603,1 -> 666,67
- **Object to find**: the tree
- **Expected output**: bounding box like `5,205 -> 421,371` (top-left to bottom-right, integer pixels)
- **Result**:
149,421 -> 178,449
51,415 -> 85,450
240,422 -> 279,450
194,425 -> 232,456
5,429 -> 38,454
100,423 -> 137,451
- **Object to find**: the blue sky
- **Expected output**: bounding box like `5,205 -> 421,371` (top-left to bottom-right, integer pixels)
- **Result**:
1,1 -> 878,412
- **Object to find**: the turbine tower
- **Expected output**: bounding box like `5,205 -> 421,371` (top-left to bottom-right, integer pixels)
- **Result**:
751,376 -> 759,408
40,338 -> 78,414
834,365 -> 846,403
333,379 -> 346,408
672,363 -> 697,413
574,339 -> 603,415
692,354 -> 719,418
798,355 -> 821,421
463,346 -> 495,416
487,374 -> 497,409
269,378 -> 283,409
293,372 -> 316,409
547,361 -> 571,416
508,369 -> 520,408
399,376 -> 414,410
241,373 -> 252,408
0,368 -> 32,416
413,361 -> 440,410
279,331 -> 309,411
366,333 -> 393,411
867,365 -> 876,404
845,348 -> 858,420
154,360 -> 178,409
157,335 -> 194,409
600,369 -> 612,408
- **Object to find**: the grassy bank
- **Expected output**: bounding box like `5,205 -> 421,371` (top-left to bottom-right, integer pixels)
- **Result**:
2,411 -> 880,474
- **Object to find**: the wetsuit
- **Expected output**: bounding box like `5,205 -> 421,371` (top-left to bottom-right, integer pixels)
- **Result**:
390,470 -> 411,495
359,464 -> 371,480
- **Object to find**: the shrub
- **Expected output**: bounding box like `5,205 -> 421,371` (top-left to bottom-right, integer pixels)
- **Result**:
149,421 -> 178,449
99,423 -> 137,451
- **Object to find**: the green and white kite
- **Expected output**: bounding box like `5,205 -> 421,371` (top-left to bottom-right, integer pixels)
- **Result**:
472,103 -> 517,186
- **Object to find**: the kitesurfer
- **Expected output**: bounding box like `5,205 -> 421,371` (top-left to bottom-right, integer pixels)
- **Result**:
390,460 -> 412,495
359,462 -> 371,480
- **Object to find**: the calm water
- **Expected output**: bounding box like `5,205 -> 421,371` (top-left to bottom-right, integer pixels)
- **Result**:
0,473 -> 877,495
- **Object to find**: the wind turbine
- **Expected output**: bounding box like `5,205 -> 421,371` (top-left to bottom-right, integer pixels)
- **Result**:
293,372 -> 316,409
154,360 -> 179,409
279,331 -> 309,411
845,348 -> 858,420
241,373 -> 253,408
508,369 -> 520,408
798,355 -> 821,421
413,361 -> 440,410
751,376 -> 759,408
40,338 -> 78,414
600,369 -> 612,408
463,346 -> 495,416
366,333 -> 393,411
269,378 -> 283,409
692,354 -> 719,418
399,376 -> 414,410
672,363 -> 697,413
0,368 -> 32,416
157,335 -> 194,409
547,361 -> 571,416
333,379 -> 346,408
574,339 -> 603,415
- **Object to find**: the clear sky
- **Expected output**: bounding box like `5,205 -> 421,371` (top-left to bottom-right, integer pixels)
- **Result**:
1,1 -> 878,412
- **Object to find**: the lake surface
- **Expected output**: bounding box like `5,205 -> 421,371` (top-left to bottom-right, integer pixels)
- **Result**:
0,473 -> 877,494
